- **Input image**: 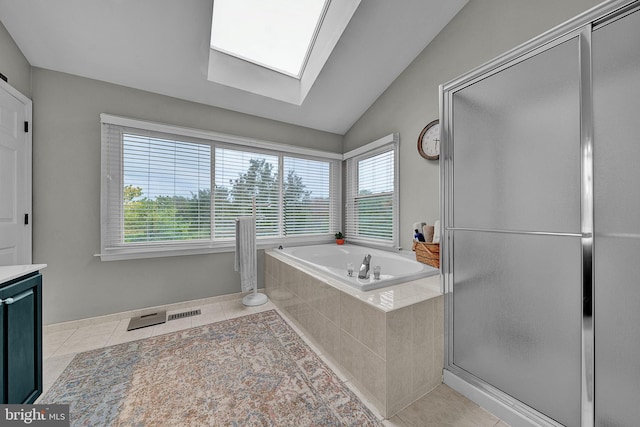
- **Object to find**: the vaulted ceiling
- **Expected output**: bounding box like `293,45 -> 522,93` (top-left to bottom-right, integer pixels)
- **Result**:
0,0 -> 467,134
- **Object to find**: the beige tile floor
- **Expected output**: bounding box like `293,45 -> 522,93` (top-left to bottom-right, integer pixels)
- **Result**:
40,297 -> 508,426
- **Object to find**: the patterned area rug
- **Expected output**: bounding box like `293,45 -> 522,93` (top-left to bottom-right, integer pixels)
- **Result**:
42,310 -> 382,426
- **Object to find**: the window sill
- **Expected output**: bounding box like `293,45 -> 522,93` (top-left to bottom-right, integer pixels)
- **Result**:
346,237 -> 398,252
97,236 -> 335,261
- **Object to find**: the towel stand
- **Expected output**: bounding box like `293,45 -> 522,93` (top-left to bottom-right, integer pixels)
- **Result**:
239,196 -> 268,307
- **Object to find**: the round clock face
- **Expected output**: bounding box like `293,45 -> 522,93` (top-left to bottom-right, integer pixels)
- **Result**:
418,120 -> 440,160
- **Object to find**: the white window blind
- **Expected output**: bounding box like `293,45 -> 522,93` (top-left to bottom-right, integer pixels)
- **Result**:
100,115 -> 341,260
123,133 -> 211,243
345,135 -> 398,248
214,147 -> 280,238
283,156 -> 333,235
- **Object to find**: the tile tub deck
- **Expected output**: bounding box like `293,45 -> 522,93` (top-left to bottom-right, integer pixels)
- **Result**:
265,249 -> 444,417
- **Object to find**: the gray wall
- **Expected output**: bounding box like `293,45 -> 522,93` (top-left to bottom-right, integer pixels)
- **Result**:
2,1 -> 603,324
31,68 -> 342,324
343,0 -> 601,251
0,20 -> 30,97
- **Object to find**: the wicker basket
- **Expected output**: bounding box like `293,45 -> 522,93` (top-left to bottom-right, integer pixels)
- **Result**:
412,241 -> 440,269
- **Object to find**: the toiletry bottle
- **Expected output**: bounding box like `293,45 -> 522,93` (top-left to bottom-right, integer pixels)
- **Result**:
414,229 -> 426,242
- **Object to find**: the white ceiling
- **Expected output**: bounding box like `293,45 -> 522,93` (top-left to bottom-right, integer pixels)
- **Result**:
0,0 -> 467,135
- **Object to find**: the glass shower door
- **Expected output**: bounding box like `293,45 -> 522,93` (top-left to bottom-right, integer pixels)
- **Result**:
593,7 -> 640,426
450,36 -> 583,426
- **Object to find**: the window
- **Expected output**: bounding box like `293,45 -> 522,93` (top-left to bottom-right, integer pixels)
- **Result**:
210,0 -> 329,77
345,134 -> 398,248
100,114 -> 341,261
283,157 -> 332,235
207,0 -> 360,105
213,148 -> 280,239
122,134 -> 211,243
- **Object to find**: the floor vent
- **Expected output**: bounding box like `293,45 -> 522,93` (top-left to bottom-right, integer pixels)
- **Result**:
127,311 -> 166,331
168,309 -> 201,321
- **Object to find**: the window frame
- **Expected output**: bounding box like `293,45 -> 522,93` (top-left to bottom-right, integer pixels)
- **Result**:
100,114 -> 342,261
344,133 -> 399,250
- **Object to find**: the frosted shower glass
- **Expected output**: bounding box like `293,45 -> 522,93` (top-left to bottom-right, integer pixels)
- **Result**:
593,9 -> 640,426
452,38 -> 581,233
453,230 -> 582,426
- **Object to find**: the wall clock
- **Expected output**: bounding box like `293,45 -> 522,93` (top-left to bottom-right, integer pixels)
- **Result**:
417,119 -> 440,160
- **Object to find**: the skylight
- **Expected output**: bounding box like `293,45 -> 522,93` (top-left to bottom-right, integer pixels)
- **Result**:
210,0 -> 329,78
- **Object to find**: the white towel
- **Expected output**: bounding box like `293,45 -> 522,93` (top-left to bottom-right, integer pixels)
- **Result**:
235,216 -> 256,292
433,220 -> 441,243
423,225 -> 434,243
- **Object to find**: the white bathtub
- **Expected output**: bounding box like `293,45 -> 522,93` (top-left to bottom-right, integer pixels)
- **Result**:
276,244 -> 439,291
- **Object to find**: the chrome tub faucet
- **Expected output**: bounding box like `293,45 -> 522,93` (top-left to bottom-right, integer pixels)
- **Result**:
358,254 -> 371,279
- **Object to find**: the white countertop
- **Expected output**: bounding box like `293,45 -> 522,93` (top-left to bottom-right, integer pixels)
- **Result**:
0,264 -> 47,283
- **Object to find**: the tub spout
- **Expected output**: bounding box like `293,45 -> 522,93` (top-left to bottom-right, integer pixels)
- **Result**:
358,254 -> 371,279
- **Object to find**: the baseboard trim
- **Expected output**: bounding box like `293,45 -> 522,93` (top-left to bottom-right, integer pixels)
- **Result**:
44,289 -> 265,333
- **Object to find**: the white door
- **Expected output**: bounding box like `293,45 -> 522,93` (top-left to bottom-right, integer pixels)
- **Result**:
0,81 -> 31,265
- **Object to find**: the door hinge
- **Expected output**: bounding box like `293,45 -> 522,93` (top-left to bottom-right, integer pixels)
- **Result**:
24,213 -> 28,225
24,121 -> 28,132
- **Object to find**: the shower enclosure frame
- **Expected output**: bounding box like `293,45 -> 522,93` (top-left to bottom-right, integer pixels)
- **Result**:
439,1 -> 639,426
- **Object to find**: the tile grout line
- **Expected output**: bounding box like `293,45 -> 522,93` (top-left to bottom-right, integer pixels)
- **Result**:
44,329 -> 77,361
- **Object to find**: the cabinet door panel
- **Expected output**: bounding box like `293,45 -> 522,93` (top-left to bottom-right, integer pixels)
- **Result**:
0,273 -> 42,404
7,290 -> 36,403
0,303 -> 4,404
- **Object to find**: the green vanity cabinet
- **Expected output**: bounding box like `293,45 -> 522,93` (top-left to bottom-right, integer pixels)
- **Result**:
0,271 -> 43,404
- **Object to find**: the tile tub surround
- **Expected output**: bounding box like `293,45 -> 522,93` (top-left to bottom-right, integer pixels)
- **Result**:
265,249 -> 444,418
